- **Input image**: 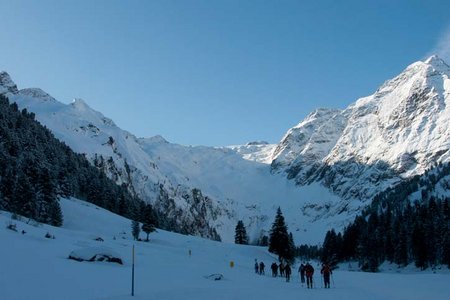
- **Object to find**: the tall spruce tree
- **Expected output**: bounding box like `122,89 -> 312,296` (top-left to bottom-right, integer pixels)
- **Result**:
269,207 -> 294,262
234,220 -> 248,245
141,204 -> 156,241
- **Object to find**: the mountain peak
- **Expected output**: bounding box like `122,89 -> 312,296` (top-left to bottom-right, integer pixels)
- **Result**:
0,71 -> 19,95
424,54 -> 444,65
70,98 -> 90,110
423,54 -> 450,72
147,135 -> 168,144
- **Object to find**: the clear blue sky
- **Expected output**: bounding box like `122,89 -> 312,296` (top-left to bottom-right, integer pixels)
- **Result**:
1,1 -> 450,146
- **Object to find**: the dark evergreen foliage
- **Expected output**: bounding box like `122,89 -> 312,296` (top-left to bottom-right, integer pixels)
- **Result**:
318,162 -> 450,271
256,234 -> 269,246
295,244 -> 321,261
141,203 -> 156,241
234,220 -> 248,245
268,207 -> 295,262
142,222 -> 155,241
320,196 -> 450,271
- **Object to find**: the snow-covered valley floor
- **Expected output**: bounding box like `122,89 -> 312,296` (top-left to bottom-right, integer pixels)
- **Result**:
1,198 -> 449,300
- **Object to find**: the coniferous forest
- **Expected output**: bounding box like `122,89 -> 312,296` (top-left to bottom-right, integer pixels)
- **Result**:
0,95 -> 153,226
320,164 -> 450,271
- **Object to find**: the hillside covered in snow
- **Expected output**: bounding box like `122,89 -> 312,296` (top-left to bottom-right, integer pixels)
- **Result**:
1,198 -> 449,300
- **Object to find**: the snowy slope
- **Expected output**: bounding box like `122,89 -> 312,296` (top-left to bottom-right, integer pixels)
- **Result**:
273,55 -> 450,204
227,141 -> 277,164
130,136 -> 346,244
1,199 -> 449,300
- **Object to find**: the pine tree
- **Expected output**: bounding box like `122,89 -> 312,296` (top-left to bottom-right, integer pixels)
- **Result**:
393,218 -> 409,266
412,220 -> 427,270
234,220 -> 248,245
442,199 -> 450,268
36,168 -> 58,224
269,207 -> 293,262
288,232 -> 296,260
142,223 -> 155,241
48,200 -> 63,227
141,203 -> 157,225
322,229 -> 340,264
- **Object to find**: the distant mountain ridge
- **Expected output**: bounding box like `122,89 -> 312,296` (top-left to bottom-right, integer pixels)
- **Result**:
2,55 -> 450,243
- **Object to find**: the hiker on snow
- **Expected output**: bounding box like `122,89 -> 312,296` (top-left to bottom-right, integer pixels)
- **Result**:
285,264 -> 292,282
255,259 -> 259,274
259,261 -> 265,275
279,261 -> 285,277
299,262 -> 306,285
271,262 -> 278,277
305,262 -> 314,288
321,262 -> 333,288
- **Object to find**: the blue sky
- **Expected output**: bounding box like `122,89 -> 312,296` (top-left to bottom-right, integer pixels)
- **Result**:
1,0 -> 450,146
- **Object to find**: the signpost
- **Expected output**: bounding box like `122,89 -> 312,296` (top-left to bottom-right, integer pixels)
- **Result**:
132,245 -> 135,296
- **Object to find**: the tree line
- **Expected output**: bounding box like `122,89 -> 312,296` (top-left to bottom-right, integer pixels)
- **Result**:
320,161 -> 450,271
321,197 -> 449,271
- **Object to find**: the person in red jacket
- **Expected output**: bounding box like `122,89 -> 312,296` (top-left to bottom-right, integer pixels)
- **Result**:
305,262 -> 314,288
321,263 -> 333,288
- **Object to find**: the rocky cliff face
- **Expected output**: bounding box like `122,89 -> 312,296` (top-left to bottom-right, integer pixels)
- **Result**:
0,71 -> 19,95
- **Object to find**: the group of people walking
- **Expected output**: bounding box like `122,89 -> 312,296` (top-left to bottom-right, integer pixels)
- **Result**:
255,260 -> 265,275
298,262 -> 314,288
255,259 -> 333,289
269,260 -> 292,281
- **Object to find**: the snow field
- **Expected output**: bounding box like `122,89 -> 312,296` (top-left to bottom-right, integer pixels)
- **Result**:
1,198 -> 449,300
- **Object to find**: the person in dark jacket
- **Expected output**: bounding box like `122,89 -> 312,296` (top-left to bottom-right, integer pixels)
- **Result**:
254,259 -> 259,274
259,261 -> 265,275
271,262 -> 278,277
321,263 -> 333,288
299,263 -> 306,285
305,262 -> 314,288
285,264 -> 292,282
279,261 -> 285,277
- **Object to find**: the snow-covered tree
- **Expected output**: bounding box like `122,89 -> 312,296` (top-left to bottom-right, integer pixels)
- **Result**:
132,220 -> 140,240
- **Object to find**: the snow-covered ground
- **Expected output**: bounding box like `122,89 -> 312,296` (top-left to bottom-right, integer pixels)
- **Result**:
1,198 -> 448,300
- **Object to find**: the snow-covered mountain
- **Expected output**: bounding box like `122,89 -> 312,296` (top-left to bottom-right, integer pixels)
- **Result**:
1,79 -> 224,240
1,73 -> 341,243
2,55 -> 449,244
272,55 -> 450,204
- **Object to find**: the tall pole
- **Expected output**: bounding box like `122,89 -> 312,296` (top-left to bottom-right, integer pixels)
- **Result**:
132,245 -> 135,296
